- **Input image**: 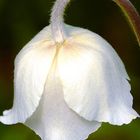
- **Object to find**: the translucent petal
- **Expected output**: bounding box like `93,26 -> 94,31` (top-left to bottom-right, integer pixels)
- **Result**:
25,65 -> 101,140
0,26 -> 56,124
58,26 -> 139,125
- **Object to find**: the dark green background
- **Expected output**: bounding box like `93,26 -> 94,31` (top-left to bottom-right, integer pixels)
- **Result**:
0,0 -> 140,140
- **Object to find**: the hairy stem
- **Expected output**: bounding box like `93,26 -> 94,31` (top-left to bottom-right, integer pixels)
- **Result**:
50,0 -> 70,43
113,0 -> 140,46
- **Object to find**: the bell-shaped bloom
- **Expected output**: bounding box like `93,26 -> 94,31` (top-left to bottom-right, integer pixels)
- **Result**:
0,24 -> 139,140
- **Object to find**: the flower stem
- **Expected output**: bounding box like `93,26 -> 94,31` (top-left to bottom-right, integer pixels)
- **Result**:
50,0 -> 70,43
113,0 -> 140,46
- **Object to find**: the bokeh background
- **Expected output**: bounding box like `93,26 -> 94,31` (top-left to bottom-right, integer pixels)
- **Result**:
0,0 -> 140,140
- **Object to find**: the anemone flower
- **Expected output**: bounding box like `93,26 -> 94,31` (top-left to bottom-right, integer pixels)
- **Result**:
0,0 -> 139,140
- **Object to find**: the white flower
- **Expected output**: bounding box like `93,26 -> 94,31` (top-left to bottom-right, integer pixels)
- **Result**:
0,0 -> 139,140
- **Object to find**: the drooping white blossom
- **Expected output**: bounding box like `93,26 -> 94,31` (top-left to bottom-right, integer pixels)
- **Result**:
0,0 -> 139,140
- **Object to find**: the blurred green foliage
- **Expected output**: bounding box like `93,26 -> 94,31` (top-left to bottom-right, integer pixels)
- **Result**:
0,0 -> 140,140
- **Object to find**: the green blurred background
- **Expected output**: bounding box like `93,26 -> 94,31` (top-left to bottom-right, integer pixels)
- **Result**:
0,0 -> 140,140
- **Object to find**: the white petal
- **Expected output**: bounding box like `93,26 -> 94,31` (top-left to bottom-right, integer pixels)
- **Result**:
25,65 -> 101,140
58,25 -> 139,125
0,26 -> 56,124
